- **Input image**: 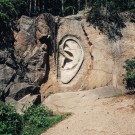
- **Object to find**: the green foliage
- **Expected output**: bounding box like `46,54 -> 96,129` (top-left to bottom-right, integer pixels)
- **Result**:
11,0 -> 27,17
0,101 -> 70,135
87,0 -> 135,40
64,6 -> 77,15
0,0 -> 16,23
124,58 -> 135,89
130,8 -> 135,13
1,0 -> 134,47
23,105 -> 53,128
0,0 -> 27,48
22,105 -> 70,135
0,0 -> 14,48
0,101 -> 23,135
0,0 -> 88,19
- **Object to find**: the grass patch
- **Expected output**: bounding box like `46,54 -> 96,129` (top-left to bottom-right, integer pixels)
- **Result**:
0,101 -> 71,135
22,113 -> 71,135
22,105 -> 71,135
113,93 -> 124,97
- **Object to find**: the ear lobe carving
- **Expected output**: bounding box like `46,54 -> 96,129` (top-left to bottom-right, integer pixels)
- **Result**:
59,36 -> 84,84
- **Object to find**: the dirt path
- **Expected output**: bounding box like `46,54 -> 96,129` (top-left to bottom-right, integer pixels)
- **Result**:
42,87 -> 135,135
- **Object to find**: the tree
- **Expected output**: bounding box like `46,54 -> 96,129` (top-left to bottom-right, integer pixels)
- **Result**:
0,0 -> 16,48
78,0 -> 81,11
85,0 -> 88,9
87,0 -> 135,40
61,0 -> 65,16
0,0 -> 16,23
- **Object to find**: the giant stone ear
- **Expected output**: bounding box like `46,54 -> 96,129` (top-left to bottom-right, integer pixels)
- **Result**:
59,36 -> 84,84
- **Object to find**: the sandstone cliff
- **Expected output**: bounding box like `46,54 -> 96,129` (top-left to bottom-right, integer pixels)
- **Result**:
41,13 -> 135,98
0,12 -> 135,107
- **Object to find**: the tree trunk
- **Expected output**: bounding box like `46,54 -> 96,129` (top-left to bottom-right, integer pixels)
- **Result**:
78,0 -> 80,11
85,0 -> 88,9
34,0 -> 37,13
105,0 -> 108,21
29,0 -> 32,16
61,0 -> 64,16
73,8 -> 75,15
42,0 -> 45,12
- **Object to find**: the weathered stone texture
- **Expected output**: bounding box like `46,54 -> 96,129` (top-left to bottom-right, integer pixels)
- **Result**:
41,15 -> 135,97
1,13 -> 135,102
0,13 -> 55,107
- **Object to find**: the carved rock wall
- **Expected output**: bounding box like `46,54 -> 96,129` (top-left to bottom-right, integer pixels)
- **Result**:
1,13 -> 135,102
41,15 -> 135,98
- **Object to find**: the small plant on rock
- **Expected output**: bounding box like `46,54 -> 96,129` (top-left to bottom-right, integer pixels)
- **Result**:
124,58 -> 135,90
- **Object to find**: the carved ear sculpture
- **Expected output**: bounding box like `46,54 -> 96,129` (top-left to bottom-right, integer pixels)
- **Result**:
59,36 -> 84,84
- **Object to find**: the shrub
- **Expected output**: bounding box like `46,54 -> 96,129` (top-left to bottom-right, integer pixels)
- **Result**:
124,58 -> 135,89
23,105 -> 53,128
0,101 -> 23,135
0,102 -> 70,135
22,105 -> 71,135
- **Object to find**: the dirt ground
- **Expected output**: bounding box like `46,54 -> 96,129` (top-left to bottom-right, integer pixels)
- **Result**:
41,88 -> 135,135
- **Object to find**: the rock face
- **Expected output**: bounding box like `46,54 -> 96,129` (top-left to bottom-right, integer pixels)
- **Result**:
1,12 -> 135,102
0,13 -> 55,105
41,13 -> 135,98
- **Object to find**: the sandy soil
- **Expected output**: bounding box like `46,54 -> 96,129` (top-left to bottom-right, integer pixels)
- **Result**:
41,89 -> 135,135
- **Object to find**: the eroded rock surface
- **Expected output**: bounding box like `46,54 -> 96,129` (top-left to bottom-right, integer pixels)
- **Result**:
1,12 -> 135,103
0,13 -> 55,108
41,13 -> 135,98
